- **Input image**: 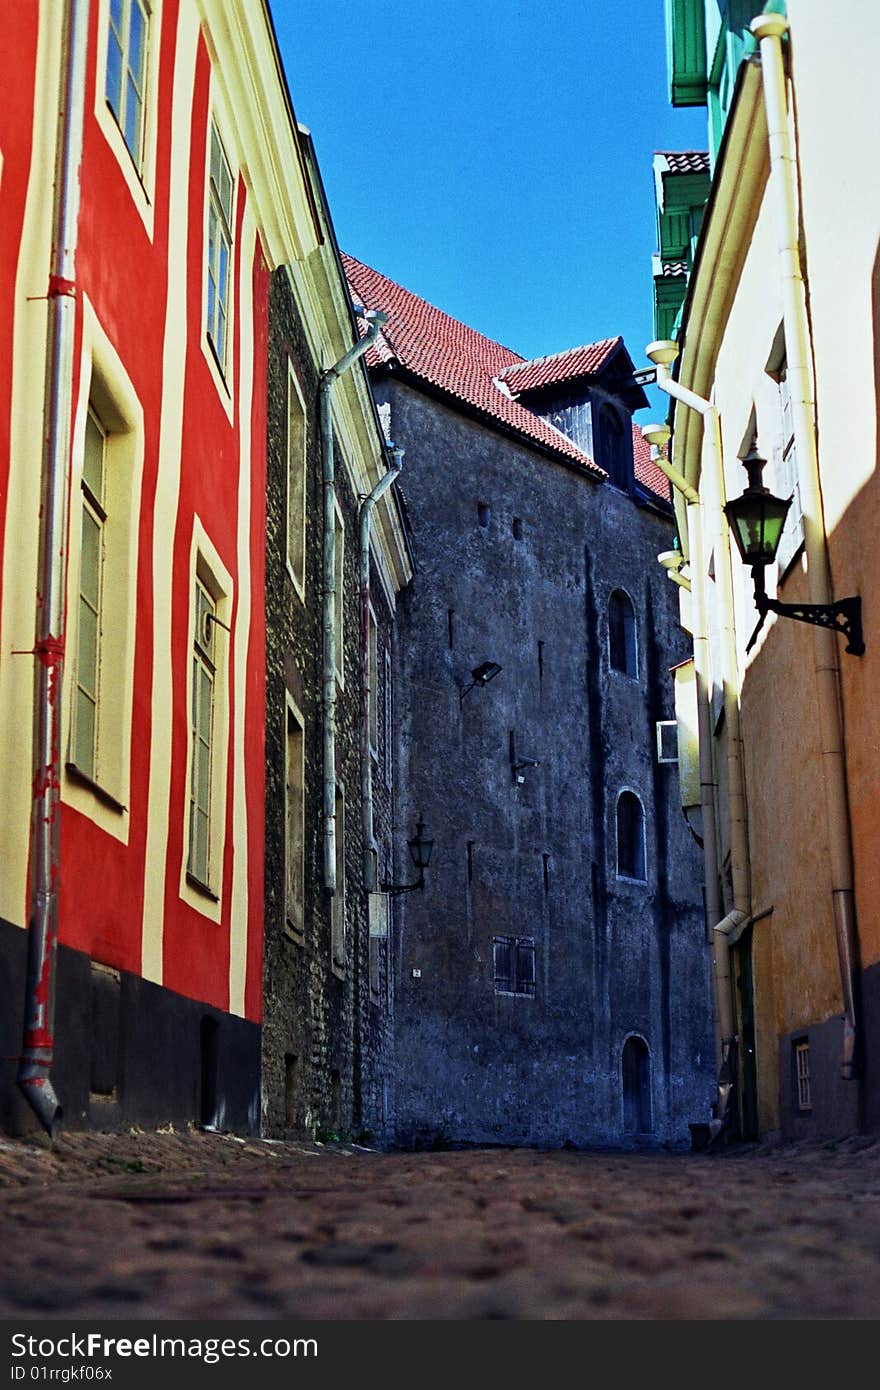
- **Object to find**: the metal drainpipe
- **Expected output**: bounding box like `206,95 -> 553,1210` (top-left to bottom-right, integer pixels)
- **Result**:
646,348 -> 752,1129
17,0 -> 90,1139
751,12 -> 860,1082
359,447 -> 403,892
644,428 -> 727,1076
319,310 -> 387,892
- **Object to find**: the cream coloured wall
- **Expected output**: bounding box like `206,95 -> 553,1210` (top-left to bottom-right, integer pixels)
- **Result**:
788,1 -> 880,978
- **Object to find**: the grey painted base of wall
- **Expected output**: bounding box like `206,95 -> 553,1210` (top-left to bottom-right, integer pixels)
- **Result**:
778,1012 -> 861,1142
0,918 -> 260,1138
861,958 -> 880,1133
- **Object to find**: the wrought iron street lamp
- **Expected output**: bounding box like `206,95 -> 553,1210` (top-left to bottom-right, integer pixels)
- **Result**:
724,447 -> 864,656
381,817 -> 434,895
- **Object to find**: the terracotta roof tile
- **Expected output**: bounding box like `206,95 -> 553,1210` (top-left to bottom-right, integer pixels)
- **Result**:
632,425 -> 672,506
342,254 -> 605,479
498,340 -> 621,395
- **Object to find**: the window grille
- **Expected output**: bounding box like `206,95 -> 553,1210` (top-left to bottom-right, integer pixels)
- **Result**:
493,935 -> 536,997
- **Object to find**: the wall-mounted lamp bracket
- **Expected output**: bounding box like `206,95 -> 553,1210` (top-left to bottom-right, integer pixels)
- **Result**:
746,570 -> 864,656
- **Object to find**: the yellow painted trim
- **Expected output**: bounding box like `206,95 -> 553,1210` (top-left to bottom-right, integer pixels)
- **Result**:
196,0 -> 320,267
92,0 -> 163,243
179,516 -> 233,924
141,0 -> 199,983
61,294 -> 144,841
0,6 -> 61,929
672,62 -> 767,488
227,206 -> 256,1017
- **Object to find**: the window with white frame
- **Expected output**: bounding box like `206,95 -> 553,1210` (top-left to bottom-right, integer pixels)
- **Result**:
773,358 -> 804,575
72,407 -> 107,781
493,935 -> 536,997
206,120 -> 234,375
765,329 -> 804,577
285,701 -> 305,939
188,574 -> 217,888
368,606 -> 378,756
286,365 -> 306,595
66,356 -> 141,822
616,790 -> 646,882
104,0 -> 149,168
333,505 -> 345,686
331,787 -> 346,972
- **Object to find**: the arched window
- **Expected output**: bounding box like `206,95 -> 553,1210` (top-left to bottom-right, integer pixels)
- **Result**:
622,1035 -> 652,1134
609,589 -> 638,677
616,790 -> 646,881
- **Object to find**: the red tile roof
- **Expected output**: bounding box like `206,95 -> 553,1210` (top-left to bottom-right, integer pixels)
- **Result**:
498,340 -> 621,395
343,254 -> 670,508
632,425 -> 672,505
655,150 -> 710,175
343,254 -> 605,478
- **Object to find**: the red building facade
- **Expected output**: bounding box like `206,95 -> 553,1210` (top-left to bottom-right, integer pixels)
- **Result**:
0,0 -> 321,1132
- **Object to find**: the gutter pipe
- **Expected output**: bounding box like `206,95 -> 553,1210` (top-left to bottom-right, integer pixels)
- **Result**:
645,348 -> 751,1127
751,12 -> 860,1081
18,0 -> 90,1138
644,423 -> 726,1077
319,310 -> 387,891
360,446 -> 403,891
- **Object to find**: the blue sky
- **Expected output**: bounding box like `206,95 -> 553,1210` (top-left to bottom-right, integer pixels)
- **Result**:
272,1 -> 707,418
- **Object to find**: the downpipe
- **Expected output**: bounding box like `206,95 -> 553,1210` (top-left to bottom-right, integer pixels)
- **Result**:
360,448 -> 403,892
319,310 -> 387,892
18,0 -> 90,1139
645,426 -> 735,1082
751,12 -> 860,1083
646,347 -> 752,1138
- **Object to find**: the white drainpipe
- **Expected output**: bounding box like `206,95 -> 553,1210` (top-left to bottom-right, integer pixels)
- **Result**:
18,0 -> 90,1138
359,447 -> 403,891
643,423 -> 726,1076
750,12 -> 860,1080
319,310 -> 387,891
646,345 -> 751,1123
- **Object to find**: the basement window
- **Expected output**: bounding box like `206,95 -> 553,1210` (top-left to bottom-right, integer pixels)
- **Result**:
794,1038 -> 812,1112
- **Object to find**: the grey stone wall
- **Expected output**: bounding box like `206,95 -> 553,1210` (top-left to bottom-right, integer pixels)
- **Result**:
262,270 -> 396,1145
380,377 -> 714,1149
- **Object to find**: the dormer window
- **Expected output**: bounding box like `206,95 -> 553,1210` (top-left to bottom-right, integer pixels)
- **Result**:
598,403 -> 631,490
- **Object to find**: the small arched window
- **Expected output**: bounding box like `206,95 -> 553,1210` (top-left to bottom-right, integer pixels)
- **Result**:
609,589 -> 638,678
622,1035 -> 652,1134
616,790 -> 646,881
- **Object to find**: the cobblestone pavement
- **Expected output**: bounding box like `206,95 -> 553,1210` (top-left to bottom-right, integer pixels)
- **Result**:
0,1128 -> 878,1320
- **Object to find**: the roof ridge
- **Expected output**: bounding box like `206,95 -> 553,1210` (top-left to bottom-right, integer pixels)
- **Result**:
500,336 -> 621,378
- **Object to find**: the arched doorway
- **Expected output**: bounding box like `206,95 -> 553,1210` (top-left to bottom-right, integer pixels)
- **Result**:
622,1035 -> 652,1135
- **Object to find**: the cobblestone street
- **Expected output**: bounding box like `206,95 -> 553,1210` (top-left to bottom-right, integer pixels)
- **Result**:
0,1129 -> 878,1320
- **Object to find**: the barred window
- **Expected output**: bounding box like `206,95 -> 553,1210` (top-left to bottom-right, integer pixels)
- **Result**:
493,935 -> 536,997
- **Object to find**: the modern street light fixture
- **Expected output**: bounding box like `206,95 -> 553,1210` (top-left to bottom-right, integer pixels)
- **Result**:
724,447 -> 864,656
459,660 -> 502,705
381,817 -> 434,895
